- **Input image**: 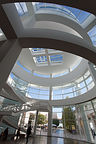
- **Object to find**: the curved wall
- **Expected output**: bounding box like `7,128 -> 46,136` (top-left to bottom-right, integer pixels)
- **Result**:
12,59 -> 88,86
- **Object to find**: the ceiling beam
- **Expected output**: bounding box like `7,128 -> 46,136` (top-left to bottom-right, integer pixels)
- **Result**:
0,0 -> 96,15
0,5 -> 17,39
19,37 -> 96,65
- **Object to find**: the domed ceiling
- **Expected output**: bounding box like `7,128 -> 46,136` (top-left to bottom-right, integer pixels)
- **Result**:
18,48 -> 82,74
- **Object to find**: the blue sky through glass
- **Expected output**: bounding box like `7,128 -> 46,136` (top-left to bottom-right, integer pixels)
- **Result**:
33,2 -> 90,24
50,54 -> 63,63
88,25 -> 96,47
15,2 -> 28,16
31,48 -> 44,52
34,56 -> 47,64
27,85 -> 49,100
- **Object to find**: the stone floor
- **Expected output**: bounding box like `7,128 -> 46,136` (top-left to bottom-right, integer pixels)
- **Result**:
0,136 -> 93,144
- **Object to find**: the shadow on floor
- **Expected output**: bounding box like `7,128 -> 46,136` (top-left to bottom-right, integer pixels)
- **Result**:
0,135 -> 93,144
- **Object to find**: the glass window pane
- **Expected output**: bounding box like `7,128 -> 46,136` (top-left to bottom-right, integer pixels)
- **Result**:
79,81 -> 85,88
87,82 -> 95,90
84,71 -> 90,79
86,76 -> 92,85
80,87 -> 87,94
50,54 -> 63,63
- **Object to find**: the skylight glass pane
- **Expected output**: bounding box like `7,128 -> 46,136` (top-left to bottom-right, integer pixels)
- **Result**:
31,48 -> 44,52
15,2 -> 28,16
48,49 -> 62,54
88,25 -> 96,47
33,56 -> 48,64
50,54 -> 63,63
77,11 -> 90,23
20,2 -> 28,13
33,2 -> 90,24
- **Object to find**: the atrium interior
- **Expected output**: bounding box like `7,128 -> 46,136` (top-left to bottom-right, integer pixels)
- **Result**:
0,0 -> 96,144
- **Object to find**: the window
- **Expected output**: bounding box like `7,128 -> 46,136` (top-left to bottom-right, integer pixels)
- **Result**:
88,25 -> 96,47
15,2 -> 28,16
50,54 -> 63,63
33,56 -> 48,65
85,76 -> 92,85
33,2 -> 90,24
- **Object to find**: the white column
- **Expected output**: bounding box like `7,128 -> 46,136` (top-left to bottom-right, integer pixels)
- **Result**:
0,39 -> 22,91
48,107 -> 52,136
49,86 -> 52,100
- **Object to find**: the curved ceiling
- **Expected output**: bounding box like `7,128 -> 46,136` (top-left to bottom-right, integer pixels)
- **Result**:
18,48 -> 82,74
1,0 -> 96,16
0,0 -> 96,104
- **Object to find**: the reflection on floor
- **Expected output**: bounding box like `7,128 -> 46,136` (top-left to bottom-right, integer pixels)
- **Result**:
0,136 -> 92,144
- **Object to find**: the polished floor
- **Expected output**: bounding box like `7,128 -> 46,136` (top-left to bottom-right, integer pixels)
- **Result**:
0,136 -> 93,144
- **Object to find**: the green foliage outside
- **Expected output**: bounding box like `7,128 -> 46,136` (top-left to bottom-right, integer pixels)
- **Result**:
28,113 -> 35,125
29,113 -> 35,121
37,113 -> 47,125
53,119 -> 59,126
62,107 -> 76,132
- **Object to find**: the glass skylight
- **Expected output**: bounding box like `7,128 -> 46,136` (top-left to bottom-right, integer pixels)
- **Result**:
32,2 -> 90,24
29,48 -> 45,55
50,54 -> 63,63
15,2 -> 28,16
88,25 -> 96,47
33,56 -> 48,65
31,48 -> 44,52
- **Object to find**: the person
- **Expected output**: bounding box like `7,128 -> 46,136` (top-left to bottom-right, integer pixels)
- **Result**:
16,127 -> 20,140
3,127 -> 8,140
26,125 -> 31,144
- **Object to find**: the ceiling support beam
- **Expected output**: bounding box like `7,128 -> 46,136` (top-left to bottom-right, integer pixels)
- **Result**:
0,5 -> 17,39
19,37 -> 96,65
0,39 -> 22,91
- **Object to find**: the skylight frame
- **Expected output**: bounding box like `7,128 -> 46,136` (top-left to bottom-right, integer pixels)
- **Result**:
32,2 -> 91,24
33,55 -> 48,66
88,25 -> 96,47
15,2 -> 28,16
49,54 -> 63,64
